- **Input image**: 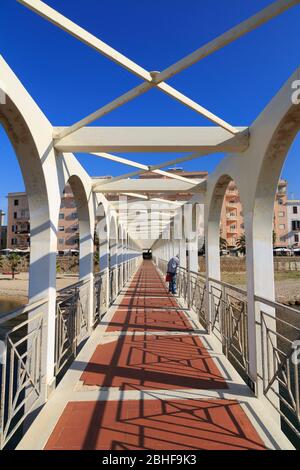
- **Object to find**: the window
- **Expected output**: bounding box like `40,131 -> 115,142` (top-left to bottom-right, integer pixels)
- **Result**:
58,226 -> 65,232
71,212 -> 78,219
278,199 -> 283,205
13,212 -> 17,219
293,206 -> 298,214
12,225 -> 15,233
278,211 -> 284,217
11,238 -> 17,246
58,238 -> 64,245
71,226 -> 78,232
279,224 -> 285,230
14,199 -> 19,206
295,234 -> 299,243
59,213 -> 64,220
292,220 -> 300,231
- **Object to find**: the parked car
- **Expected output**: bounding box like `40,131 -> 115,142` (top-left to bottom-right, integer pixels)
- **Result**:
273,247 -> 293,256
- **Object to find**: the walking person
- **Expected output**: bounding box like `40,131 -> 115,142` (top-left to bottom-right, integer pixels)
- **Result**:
166,254 -> 179,294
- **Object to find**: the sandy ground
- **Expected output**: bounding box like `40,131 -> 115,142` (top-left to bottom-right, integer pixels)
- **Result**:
220,271 -> 300,305
0,272 -> 79,304
1,271 -> 300,306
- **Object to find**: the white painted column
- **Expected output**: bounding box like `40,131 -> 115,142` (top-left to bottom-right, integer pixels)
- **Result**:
29,214 -> 57,397
99,236 -> 110,314
179,238 -> 187,269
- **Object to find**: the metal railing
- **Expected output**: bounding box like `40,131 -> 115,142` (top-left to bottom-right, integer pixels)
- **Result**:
190,270 -> 207,329
109,266 -> 117,305
209,278 -> 251,386
255,296 -> 300,439
55,279 -> 90,378
93,272 -> 102,327
0,298 -> 47,450
177,266 -> 189,301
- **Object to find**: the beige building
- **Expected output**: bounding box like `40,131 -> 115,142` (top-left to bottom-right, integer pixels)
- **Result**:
7,192 -> 30,249
286,199 -> 300,248
220,179 -> 288,249
6,175 -> 290,252
7,185 -> 79,252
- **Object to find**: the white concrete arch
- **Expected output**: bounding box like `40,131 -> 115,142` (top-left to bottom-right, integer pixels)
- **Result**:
94,195 -> 111,315
109,213 -> 118,303
0,56 -> 58,303
204,68 -> 300,411
0,56 -> 64,390
117,224 -> 125,291
205,173 -> 246,281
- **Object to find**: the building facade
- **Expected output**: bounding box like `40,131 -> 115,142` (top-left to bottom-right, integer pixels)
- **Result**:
6,175 -> 291,252
7,185 -> 79,251
273,179 -> 288,248
220,181 -> 244,248
0,210 -> 7,249
219,179 -> 288,249
141,170 -> 288,249
286,200 -> 300,248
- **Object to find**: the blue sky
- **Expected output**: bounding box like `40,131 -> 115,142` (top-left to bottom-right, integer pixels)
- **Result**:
1,0 -> 300,217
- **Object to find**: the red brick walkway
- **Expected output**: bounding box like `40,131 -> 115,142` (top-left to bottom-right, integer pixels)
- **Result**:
45,261 -> 266,450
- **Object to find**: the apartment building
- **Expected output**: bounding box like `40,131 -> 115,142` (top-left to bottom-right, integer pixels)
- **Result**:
7,185 -> 79,251
7,192 -> 30,249
286,200 -> 300,248
0,210 -> 6,249
6,173 -> 290,252
220,181 -> 244,248
273,179 -> 288,247
220,179 -> 288,249
141,170 -> 289,249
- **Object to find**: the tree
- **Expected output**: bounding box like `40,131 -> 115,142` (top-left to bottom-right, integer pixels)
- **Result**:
236,234 -> 246,255
8,253 -> 21,280
94,251 -> 100,267
219,237 -> 228,251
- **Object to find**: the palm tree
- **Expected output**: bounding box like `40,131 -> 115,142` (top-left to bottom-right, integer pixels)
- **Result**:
236,234 -> 246,255
219,237 -> 228,251
8,253 -> 21,280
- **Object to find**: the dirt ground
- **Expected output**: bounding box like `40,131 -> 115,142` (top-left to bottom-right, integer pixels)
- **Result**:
0,272 -> 79,304
221,271 -> 300,305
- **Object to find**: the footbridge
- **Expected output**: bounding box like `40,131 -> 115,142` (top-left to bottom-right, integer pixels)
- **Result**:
0,0 -> 300,450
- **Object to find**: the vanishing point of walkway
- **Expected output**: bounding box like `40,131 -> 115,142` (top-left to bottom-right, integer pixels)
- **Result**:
18,262 -> 291,450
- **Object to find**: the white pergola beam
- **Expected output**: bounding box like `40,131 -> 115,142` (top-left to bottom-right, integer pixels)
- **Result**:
19,0 -> 299,141
18,0 -> 239,138
156,0 -> 300,83
54,126 -> 248,153
17,0 -> 151,81
90,153 -> 198,184
93,178 -> 205,193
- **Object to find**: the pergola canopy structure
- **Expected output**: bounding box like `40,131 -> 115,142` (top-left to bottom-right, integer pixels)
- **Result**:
1,0 -> 300,451
16,0 -> 300,245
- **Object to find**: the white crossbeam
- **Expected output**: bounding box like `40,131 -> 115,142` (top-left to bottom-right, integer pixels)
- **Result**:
54,126 -> 248,153
157,0 -> 300,83
93,178 -> 205,193
90,153 -> 197,184
17,0 -> 239,138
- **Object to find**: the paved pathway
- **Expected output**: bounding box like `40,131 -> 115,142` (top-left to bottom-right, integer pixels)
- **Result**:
44,261 -> 267,450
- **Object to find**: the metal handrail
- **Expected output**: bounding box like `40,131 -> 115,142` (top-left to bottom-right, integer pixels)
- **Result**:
0,308 -> 44,449
0,298 -> 47,326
